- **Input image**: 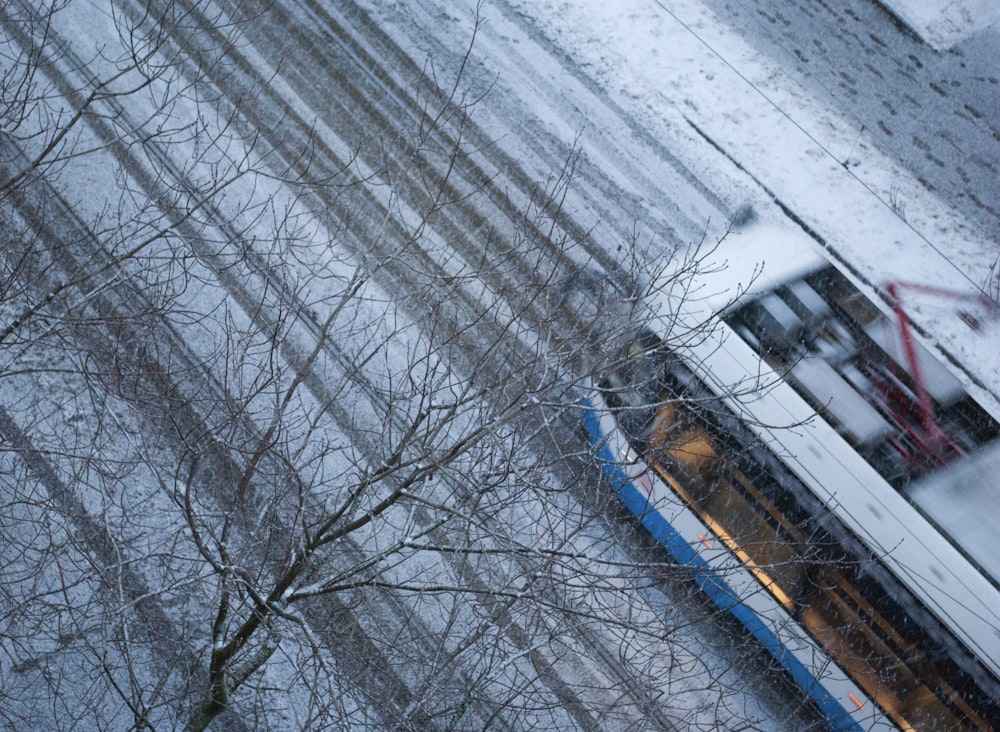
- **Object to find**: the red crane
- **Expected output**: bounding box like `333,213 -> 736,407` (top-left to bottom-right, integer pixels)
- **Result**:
884,280 -> 998,467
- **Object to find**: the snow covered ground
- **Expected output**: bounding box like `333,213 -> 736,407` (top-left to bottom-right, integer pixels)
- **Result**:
879,0 -> 1000,49
6,0 -> 999,727
4,0 -> 828,727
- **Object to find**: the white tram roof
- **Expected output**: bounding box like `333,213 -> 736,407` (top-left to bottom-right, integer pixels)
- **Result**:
650,220 -> 1000,685
908,441 -> 1000,583
686,222 -> 828,317
671,316 -> 1000,685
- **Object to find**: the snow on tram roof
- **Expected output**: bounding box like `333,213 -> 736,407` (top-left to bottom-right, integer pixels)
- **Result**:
683,221 -> 827,318
908,440 -> 1000,583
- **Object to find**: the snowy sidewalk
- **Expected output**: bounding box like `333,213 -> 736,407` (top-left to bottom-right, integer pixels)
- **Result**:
697,0 -> 1000,246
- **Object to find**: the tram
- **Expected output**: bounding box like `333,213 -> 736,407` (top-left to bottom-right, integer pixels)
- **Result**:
583,222 -> 1000,730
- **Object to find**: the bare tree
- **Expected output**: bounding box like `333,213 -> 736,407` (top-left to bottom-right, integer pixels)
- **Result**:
0,3 -> 824,731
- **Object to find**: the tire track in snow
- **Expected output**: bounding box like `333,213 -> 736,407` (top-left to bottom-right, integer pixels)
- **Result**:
0,10 -> 465,727
117,1 -> 686,726
3,5 -> 596,727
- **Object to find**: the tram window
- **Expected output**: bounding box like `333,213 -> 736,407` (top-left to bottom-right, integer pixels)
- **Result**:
628,389 -> 995,729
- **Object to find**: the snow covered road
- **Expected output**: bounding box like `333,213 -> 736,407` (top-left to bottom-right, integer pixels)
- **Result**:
4,0 -> 998,728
